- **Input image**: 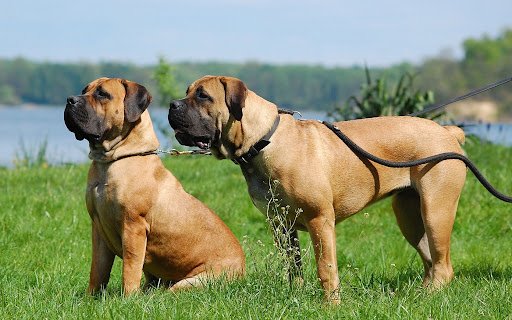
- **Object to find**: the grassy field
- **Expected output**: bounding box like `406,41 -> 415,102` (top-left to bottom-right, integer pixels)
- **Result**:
1,140 -> 511,319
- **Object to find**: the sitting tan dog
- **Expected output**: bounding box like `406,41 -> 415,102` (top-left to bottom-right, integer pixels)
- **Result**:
168,75 -> 467,303
64,77 -> 245,295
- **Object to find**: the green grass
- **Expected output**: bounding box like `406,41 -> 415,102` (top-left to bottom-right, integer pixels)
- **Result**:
1,141 -> 511,319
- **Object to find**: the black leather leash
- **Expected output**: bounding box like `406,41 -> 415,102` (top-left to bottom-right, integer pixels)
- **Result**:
408,76 -> 512,117
322,121 -> 512,203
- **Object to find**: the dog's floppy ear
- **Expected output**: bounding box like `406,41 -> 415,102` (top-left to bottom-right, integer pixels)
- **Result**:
122,79 -> 152,123
220,77 -> 247,121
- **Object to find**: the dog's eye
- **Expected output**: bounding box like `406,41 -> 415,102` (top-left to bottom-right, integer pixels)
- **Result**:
196,90 -> 210,100
96,89 -> 111,100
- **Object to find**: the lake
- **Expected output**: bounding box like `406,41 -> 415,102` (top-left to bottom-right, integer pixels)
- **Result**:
1,105 -> 512,168
0,106 -> 178,167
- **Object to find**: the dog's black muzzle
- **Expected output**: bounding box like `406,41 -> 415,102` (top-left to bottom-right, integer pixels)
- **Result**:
168,100 -> 191,132
168,99 -> 216,150
64,95 -> 102,142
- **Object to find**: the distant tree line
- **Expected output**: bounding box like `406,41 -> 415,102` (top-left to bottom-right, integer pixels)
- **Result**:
0,57 -> 400,110
415,29 -> 512,117
0,29 -> 511,115
0,59 -> 153,106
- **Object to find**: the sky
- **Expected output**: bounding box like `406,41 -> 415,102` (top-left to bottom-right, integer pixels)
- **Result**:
1,0 -> 511,67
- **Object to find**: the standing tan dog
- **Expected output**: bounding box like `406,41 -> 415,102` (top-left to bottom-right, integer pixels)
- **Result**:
64,77 -> 245,295
168,75 -> 467,303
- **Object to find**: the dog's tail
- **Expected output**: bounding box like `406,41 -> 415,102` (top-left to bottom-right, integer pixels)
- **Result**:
444,126 -> 465,145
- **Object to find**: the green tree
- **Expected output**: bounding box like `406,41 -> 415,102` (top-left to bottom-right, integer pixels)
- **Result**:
0,84 -> 20,105
461,29 -> 512,110
416,54 -> 466,103
153,56 -> 181,106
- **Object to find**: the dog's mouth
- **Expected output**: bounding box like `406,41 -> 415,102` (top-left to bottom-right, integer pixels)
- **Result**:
168,108 -> 218,150
64,103 -> 102,142
70,128 -> 101,142
174,130 -> 212,150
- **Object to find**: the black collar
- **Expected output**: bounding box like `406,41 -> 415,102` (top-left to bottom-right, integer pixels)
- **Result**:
232,115 -> 280,165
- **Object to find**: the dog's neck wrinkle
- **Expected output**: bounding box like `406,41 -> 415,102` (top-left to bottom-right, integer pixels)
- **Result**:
89,111 -> 159,163
232,91 -> 278,158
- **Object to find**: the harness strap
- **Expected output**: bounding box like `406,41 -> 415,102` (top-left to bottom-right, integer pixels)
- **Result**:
232,115 -> 281,165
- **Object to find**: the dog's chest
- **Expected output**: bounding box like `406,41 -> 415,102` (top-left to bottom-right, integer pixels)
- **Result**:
243,169 -> 271,211
243,168 -> 292,216
87,181 -> 124,255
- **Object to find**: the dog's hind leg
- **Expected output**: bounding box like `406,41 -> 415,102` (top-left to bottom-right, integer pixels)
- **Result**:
419,189 -> 461,289
392,188 -> 433,285
416,161 -> 465,289
169,275 -> 207,292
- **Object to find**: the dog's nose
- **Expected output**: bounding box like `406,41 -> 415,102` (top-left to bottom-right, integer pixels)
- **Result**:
67,96 -> 79,105
170,100 -> 184,110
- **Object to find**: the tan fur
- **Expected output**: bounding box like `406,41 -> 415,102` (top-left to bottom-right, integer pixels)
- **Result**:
178,76 -> 468,304
444,125 -> 465,144
74,78 -> 244,295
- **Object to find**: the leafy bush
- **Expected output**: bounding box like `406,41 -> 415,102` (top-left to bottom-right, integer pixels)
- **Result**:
330,66 -> 441,121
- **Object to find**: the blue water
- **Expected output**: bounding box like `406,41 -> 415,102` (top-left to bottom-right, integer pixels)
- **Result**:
0,106 -> 173,167
1,105 -> 511,168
